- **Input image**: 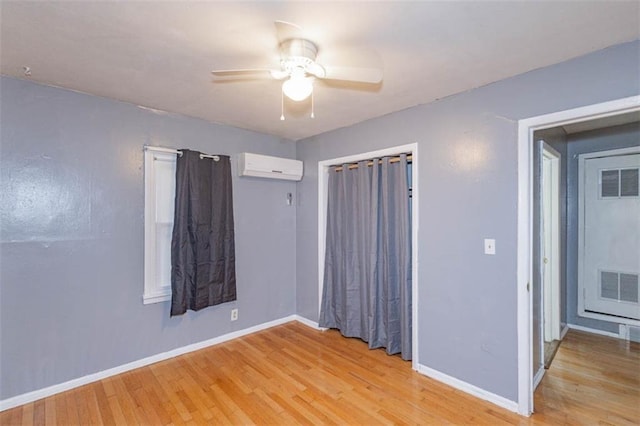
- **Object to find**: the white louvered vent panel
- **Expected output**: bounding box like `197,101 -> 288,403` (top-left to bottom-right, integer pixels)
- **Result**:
620,273 -> 639,303
600,271 -> 619,300
621,168 -> 639,197
600,271 -> 640,304
601,170 -> 620,197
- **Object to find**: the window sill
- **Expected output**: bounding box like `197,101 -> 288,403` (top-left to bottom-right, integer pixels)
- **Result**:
143,292 -> 171,305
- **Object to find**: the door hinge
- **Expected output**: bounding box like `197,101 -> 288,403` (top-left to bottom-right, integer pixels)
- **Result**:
527,282 -> 530,292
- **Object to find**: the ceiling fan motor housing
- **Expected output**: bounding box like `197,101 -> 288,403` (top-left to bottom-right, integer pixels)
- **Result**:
279,39 -> 325,77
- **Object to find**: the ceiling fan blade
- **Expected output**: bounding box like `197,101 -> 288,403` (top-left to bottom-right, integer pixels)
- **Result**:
321,66 -> 383,84
211,69 -> 289,81
274,20 -> 304,43
211,69 -> 276,77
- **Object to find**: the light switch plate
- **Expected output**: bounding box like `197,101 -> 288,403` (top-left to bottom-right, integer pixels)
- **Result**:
484,238 -> 496,255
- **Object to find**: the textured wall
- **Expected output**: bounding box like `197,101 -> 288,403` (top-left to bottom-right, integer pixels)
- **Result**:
0,77 -> 297,399
2,40 -> 639,405
295,41 -> 640,402
566,122 -> 640,333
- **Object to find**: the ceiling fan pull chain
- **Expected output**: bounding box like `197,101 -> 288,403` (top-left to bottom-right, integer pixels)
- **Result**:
311,90 -> 315,119
280,89 -> 285,121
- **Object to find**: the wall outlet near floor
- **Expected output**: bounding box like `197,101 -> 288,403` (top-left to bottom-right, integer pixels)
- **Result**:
231,308 -> 238,321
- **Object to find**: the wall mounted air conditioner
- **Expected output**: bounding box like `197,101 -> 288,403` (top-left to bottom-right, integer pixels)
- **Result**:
238,152 -> 303,181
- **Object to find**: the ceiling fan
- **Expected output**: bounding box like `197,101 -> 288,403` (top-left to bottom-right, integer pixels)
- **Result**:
211,21 -> 383,119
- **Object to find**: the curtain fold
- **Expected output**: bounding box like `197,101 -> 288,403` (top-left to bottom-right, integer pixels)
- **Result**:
319,154 -> 412,359
170,150 -> 236,316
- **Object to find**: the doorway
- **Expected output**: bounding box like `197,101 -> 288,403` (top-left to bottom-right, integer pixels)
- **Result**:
517,96 -> 640,415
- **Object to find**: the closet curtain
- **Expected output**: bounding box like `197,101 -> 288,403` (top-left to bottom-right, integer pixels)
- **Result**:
319,154 -> 412,360
170,149 -> 236,316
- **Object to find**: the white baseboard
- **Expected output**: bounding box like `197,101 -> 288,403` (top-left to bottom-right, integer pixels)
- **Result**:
567,323 -> 620,339
560,324 -> 569,339
0,314 -> 298,412
533,366 -> 545,390
292,315 -> 327,330
416,363 -> 518,413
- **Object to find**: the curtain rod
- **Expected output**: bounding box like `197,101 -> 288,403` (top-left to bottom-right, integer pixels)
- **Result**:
144,145 -> 220,161
333,154 -> 412,172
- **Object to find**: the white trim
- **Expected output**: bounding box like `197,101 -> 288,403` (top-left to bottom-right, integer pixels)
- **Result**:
317,143 -> 419,369
143,147 -> 176,304
292,315 -> 326,330
577,146 -> 640,161
517,95 -> 640,416
549,147 -> 562,342
416,364 -> 519,413
560,324 -> 569,339
517,113 -> 534,416
533,366 -> 545,390
540,142 -> 561,343
567,323 -> 621,339
0,315 -> 298,412
577,146 -> 640,324
142,292 -> 171,305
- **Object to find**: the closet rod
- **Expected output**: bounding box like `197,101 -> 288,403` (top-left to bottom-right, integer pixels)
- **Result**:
333,154 -> 413,172
144,145 -> 220,161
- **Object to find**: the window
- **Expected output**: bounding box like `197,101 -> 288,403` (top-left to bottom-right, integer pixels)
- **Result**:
143,147 -> 177,304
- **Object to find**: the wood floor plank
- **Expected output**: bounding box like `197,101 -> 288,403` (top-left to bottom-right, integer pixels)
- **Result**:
2,323 -> 638,425
31,399 -> 45,426
19,401 -> 34,426
43,394 -> 56,426
0,406 -> 22,425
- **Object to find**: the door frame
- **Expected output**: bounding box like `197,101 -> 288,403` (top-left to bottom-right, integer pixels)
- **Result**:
317,143 -> 419,369
517,95 -> 640,415
577,146 -> 640,325
541,142 -> 562,343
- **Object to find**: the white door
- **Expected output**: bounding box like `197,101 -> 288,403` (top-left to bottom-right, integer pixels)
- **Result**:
581,152 -> 640,320
542,145 -> 560,342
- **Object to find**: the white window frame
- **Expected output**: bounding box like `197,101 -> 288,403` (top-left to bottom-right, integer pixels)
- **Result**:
143,146 -> 178,304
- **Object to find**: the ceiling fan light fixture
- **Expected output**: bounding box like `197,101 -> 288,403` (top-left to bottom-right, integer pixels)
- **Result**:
282,75 -> 313,101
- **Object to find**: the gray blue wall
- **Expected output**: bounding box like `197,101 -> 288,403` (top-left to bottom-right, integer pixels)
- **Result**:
566,122 -> 640,333
2,40 -> 639,405
295,41 -> 640,402
0,77 -> 297,399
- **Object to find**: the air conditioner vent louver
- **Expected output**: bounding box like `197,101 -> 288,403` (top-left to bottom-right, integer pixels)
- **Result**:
600,270 -> 639,304
621,168 -> 639,196
601,170 -> 620,197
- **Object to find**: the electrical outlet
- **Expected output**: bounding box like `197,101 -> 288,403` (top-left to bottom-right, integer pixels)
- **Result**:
484,238 -> 496,255
231,308 -> 238,321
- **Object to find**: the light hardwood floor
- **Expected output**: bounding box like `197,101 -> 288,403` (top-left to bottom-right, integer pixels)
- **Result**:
1,322 -> 638,425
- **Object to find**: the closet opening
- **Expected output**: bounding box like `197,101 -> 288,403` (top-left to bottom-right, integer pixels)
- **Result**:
317,143 -> 419,369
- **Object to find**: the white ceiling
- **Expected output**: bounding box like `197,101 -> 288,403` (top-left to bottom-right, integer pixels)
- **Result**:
1,1 -> 639,141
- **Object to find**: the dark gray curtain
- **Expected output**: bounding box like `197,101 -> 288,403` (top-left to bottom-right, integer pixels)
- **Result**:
319,154 -> 412,360
170,150 -> 236,316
